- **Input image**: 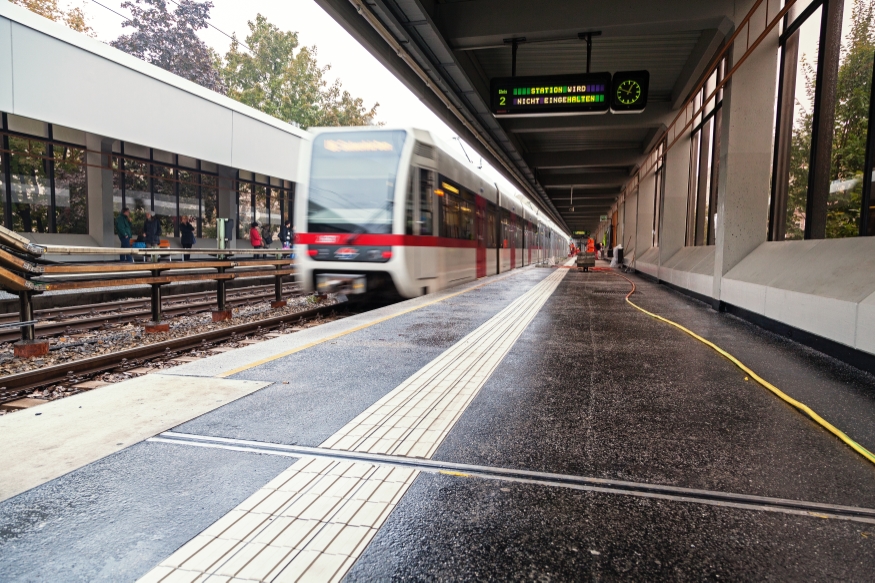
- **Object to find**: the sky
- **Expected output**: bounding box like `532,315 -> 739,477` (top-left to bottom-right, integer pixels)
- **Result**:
71,0 -> 529,202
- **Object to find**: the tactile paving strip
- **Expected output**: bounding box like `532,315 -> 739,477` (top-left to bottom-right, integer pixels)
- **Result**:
140,266 -> 570,583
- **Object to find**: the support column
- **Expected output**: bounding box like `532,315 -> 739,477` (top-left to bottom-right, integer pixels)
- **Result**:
271,267 -> 286,309
13,290 -> 48,358
217,165 -> 237,249
659,131 -> 692,277
212,267 -> 233,321
637,171 -> 656,258
712,21 -> 780,303
85,133 -> 115,248
144,276 -> 169,333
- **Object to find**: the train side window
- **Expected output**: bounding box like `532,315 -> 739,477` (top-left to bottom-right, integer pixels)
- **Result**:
406,168 -> 416,236
419,169 -> 435,236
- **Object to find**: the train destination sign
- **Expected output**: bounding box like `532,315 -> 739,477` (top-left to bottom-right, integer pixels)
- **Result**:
491,71 -> 649,116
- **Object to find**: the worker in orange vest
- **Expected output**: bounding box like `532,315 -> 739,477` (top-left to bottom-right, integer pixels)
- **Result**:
586,237 -> 595,254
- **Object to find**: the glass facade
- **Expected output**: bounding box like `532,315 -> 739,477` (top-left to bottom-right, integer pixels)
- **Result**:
2,112 -> 294,242
236,176 -> 294,243
685,60 -> 724,246
771,0 -> 875,239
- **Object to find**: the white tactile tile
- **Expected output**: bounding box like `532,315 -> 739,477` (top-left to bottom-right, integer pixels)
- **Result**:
140,268 -> 569,582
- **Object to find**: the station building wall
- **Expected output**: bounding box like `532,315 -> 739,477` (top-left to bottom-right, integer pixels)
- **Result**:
594,0 -> 875,362
0,2 -> 308,252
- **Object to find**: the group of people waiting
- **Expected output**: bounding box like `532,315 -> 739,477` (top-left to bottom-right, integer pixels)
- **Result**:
115,208 -> 294,262
249,220 -> 295,258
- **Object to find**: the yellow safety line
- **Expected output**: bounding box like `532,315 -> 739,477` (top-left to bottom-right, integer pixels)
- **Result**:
217,267 -> 552,378
606,270 -> 875,467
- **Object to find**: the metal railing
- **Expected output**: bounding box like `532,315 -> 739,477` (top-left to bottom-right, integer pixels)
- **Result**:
0,225 -> 295,348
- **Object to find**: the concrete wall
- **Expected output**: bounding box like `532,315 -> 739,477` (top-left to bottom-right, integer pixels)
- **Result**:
618,3 -> 875,358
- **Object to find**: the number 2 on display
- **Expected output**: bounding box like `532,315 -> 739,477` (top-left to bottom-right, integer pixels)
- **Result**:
500,96 -> 506,105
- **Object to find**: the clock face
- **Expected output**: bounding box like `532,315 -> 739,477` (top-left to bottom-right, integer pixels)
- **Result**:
616,80 -> 642,105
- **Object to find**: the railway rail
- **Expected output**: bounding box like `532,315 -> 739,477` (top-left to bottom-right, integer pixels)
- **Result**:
0,283 -> 300,343
0,302 -> 347,405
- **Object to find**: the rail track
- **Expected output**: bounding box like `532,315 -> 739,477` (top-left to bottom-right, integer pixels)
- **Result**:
0,283 -> 300,343
0,302 -> 347,405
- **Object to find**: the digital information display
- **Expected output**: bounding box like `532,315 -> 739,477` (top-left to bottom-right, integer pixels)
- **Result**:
491,71 -> 649,117
491,73 -> 611,116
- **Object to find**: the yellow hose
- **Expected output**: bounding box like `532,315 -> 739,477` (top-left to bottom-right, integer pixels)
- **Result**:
605,270 -> 875,467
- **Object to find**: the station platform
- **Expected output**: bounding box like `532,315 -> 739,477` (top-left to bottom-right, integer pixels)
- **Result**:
1,262 -> 875,582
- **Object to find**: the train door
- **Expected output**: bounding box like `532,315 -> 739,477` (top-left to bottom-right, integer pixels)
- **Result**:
412,168 -> 437,280
475,196 -> 486,278
510,213 -> 517,269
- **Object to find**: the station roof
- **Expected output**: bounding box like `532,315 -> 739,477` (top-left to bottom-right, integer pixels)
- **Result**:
316,0 -> 735,233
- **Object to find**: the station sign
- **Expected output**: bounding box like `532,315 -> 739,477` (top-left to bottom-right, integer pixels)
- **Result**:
573,230 -> 588,236
490,71 -> 649,116
491,73 -> 611,116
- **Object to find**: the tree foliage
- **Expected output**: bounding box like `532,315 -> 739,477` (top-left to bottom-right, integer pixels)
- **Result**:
111,0 -> 225,93
220,15 -> 378,129
11,0 -> 93,35
788,0 -> 875,238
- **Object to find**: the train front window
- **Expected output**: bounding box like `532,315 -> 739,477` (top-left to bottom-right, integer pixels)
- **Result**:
308,130 -> 407,234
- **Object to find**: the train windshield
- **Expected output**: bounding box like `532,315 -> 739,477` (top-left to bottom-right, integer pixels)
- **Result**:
308,130 -> 407,234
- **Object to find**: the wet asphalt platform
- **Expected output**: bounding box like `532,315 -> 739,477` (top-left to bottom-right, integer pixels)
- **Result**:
1,263 -> 874,582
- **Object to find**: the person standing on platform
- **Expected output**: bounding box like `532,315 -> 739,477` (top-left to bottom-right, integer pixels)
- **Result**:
587,237 -> 595,255
180,215 -> 196,261
116,207 -> 133,262
249,221 -> 263,259
279,220 -> 294,250
144,211 -> 161,247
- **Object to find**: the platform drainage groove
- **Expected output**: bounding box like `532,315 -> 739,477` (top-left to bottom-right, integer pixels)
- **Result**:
150,432 -> 875,525
590,290 -> 637,296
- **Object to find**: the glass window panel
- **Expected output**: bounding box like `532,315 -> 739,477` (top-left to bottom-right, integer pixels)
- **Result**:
419,170 -> 435,236
0,145 -> 6,227
826,0 -> 873,237
237,182 -> 252,239
153,164 -> 176,236
202,174 -> 218,239
112,156 -> 124,232
268,187 -> 281,243
179,169 -> 199,233
784,6 -> 823,240
254,184 -> 268,239
53,145 -> 87,234
125,158 -> 150,236
9,136 -> 50,233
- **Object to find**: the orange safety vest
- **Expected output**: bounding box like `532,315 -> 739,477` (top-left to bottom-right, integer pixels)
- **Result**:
586,238 -> 595,253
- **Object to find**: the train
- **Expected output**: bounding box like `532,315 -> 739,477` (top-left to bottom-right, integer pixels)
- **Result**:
294,127 -> 569,298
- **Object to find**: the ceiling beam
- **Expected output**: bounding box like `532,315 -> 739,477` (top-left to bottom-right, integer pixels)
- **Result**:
541,172 -> 630,187
670,22 -> 732,109
432,0 -> 735,49
526,149 -> 641,169
500,103 -> 672,134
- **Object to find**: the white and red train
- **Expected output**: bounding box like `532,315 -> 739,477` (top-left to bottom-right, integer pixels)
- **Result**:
295,127 -> 569,298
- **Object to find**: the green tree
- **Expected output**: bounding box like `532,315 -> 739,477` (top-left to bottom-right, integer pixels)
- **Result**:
221,14 -> 378,128
10,0 -> 93,35
111,0 -> 225,93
